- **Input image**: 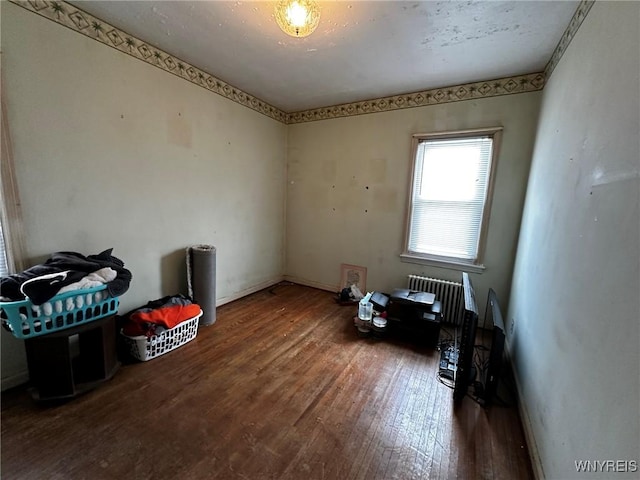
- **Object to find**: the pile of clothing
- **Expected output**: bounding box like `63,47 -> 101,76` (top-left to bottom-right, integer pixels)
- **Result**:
337,284 -> 365,303
0,248 -> 132,305
120,294 -> 201,338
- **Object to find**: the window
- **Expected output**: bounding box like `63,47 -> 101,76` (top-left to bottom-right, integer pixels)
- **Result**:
0,221 -> 8,277
1,97 -> 26,276
401,127 -> 502,272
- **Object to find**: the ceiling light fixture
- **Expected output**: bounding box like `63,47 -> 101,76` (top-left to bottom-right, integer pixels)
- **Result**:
274,0 -> 320,38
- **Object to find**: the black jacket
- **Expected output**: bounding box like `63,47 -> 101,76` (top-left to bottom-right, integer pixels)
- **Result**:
0,249 -> 132,304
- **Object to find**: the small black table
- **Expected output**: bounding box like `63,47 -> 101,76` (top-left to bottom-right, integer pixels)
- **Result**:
24,314 -> 120,401
386,289 -> 442,348
355,289 -> 443,348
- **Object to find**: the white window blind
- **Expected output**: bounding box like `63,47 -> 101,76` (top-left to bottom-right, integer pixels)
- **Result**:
407,135 -> 494,264
0,220 -> 8,277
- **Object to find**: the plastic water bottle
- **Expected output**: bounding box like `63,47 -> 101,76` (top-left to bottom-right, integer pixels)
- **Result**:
358,299 -> 373,323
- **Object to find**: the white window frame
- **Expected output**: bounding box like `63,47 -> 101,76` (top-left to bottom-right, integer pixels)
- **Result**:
400,127 -> 502,273
1,96 -> 27,275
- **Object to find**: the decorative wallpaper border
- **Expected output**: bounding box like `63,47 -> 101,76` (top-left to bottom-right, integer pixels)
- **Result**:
287,0 -> 594,124
10,0 -> 593,125
544,0 -> 595,79
286,73 -> 545,124
9,0 -> 288,123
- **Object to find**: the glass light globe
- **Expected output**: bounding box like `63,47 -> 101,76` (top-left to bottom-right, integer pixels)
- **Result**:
275,0 -> 320,38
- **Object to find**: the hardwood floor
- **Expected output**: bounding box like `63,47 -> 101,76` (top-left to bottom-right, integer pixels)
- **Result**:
1,283 -> 533,479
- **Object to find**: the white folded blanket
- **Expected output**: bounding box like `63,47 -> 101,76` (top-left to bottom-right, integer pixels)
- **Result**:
57,267 -> 117,294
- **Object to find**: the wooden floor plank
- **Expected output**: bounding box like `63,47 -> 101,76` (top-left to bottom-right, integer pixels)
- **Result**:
1,283 -> 533,479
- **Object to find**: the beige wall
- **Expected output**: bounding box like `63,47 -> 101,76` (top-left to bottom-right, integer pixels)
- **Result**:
509,2 -> 640,478
1,3 -> 287,388
4,1 -> 639,475
285,93 -> 541,324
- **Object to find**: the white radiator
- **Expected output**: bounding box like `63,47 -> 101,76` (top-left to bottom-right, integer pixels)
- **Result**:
407,275 -> 464,325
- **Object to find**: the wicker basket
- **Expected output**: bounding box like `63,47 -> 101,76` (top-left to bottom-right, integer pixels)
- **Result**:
0,285 -> 119,339
121,310 -> 201,361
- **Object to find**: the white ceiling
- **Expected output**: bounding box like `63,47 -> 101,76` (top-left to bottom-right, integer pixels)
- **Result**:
69,1 -> 580,113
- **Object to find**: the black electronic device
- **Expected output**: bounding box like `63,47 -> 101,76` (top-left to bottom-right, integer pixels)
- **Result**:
387,288 -> 441,348
481,288 -> 506,406
453,272 -> 478,402
369,291 -> 390,312
438,344 -> 458,381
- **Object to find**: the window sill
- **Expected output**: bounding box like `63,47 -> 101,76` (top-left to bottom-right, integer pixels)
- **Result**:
400,253 -> 486,274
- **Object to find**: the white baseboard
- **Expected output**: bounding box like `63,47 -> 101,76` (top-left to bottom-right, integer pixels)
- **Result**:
1,370 -> 29,392
504,340 -> 545,480
282,275 -> 338,293
216,276 -> 284,307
